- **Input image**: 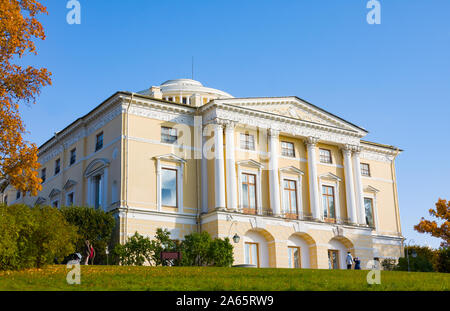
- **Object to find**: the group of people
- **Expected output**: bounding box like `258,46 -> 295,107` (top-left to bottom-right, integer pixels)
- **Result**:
84,240 -> 96,265
346,252 -> 361,270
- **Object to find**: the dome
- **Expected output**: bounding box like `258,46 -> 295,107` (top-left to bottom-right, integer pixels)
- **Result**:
138,78 -> 233,100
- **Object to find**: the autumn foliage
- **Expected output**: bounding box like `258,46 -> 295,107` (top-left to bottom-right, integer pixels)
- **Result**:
0,0 -> 51,195
414,199 -> 450,248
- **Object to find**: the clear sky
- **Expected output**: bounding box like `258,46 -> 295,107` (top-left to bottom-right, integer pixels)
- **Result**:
19,0 -> 450,248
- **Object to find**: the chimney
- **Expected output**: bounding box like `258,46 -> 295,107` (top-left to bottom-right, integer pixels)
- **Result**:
149,86 -> 162,99
189,93 -> 202,107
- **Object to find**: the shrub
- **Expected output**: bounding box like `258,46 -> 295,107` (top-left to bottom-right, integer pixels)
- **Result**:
208,237 -> 234,267
0,204 -> 78,270
113,229 -> 177,266
113,232 -> 153,266
60,206 -> 115,265
381,258 -> 397,271
395,246 -> 436,272
180,231 -> 234,267
435,247 -> 450,273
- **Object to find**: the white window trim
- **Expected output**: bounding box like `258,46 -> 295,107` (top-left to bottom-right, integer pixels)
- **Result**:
154,154 -> 186,214
51,199 -> 59,208
318,173 -> 342,222
84,158 -> 110,211
364,185 -> 380,231
279,166 -> 304,218
237,160 -> 263,215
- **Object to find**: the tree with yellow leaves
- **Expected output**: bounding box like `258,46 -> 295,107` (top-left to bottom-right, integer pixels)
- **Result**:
414,199 -> 450,248
0,0 -> 52,196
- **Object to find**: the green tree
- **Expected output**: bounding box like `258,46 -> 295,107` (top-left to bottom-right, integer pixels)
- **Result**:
60,206 -> 115,265
113,232 -> 153,266
150,228 -> 177,266
434,247 -> 450,273
396,246 -> 436,272
181,231 -> 212,266
208,237 -> 234,267
0,204 -> 78,270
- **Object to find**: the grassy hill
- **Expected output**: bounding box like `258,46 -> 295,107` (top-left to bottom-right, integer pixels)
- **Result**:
0,265 -> 448,291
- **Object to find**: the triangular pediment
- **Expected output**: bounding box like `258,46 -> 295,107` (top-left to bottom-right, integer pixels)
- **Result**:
226,97 -> 367,135
35,197 -> 47,205
236,159 -> 264,169
63,179 -> 77,190
48,189 -> 61,199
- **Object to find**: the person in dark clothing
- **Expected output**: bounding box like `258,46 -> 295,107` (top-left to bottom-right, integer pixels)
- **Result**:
354,257 -> 361,270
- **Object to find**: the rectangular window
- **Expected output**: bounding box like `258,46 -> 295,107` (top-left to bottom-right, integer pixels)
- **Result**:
182,97 -> 187,105
93,174 -> 102,209
364,198 -> 375,227
4,196 -> 7,206
16,191 -> 20,200
244,242 -> 259,267
319,149 -> 332,164
55,159 -> 60,175
41,168 -> 46,183
67,192 -> 74,206
281,141 -> 295,157
240,133 -> 255,150
322,185 -> 336,220
241,173 -> 257,213
161,127 -> 178,144
96,132 -> 103,151
361,163 -> 370,177
283,179 -> 298,217
161,168 -> 177,207
70,148 -> 76,166
52,200 -> 59,208
288,246 -> 301,268
328,250 -> 340,270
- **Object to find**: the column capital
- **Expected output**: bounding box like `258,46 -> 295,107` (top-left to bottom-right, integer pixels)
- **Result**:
268,128 -> 280,138
223,120 -> 237,132
304,136 -> 320,147
341,144 -> 361,154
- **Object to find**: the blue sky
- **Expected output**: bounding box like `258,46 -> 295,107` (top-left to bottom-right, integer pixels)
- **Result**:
19,0 -> 450,248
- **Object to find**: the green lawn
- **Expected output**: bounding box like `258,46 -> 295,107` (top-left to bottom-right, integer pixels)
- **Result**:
0,265 -> 448,291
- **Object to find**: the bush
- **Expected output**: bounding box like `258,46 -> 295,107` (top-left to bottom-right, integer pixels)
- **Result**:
113,232 -> 153,266
396,246 -> 436,272
61,206 -> 115,265
113,229 -> 177,266
180,231 -> 234,267
0,204 -> 78,270
435,247 -> 450,273
381,258 -> 397,271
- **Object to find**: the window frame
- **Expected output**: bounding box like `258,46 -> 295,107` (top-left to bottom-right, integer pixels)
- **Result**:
322,185 -> 336,222
95,132 -> 104,152
41,168 -> 46,183
283,179 -> 298,217
281,141 -> 295,157
66,191 -> 75,206
161,167 -> 178,208
328,249 -> 340,270
364,197 -> 375,228
319,148 -> 332,164
244,242 -> 260,267
240,133 -> 255,151
360,163 -> 371,177
161,126 -> 178,144
54,158 -> 61,175
288,246 -> 301,269
70,148 -> 76,166
241,172 -> 257,214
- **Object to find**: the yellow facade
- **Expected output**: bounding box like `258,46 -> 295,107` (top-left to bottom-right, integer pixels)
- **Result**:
2,79 -> 404,270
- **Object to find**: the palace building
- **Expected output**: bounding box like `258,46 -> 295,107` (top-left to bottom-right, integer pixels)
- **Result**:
1,79 -> 404,269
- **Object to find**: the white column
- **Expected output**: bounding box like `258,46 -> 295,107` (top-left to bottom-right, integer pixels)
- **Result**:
214,122 -> 226,209
352,147 -> 366,225
268,128 -> 281,216
305,137 -> 321,220
225,122 -> 237,210
201,134 -> 208,213
156,159 -> 162,212
342,146 -> 358,224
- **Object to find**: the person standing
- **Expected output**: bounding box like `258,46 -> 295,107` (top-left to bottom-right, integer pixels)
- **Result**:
84,240 -> 91,265
346,252 -> 353,270
89,243 -> 95,265
354,257 -> 361,270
